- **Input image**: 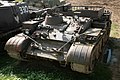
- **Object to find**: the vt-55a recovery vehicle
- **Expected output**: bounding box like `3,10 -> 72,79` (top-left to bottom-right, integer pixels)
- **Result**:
5,3 -> 112,74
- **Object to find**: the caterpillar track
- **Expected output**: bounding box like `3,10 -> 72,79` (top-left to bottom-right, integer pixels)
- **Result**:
5,4 -> 112,74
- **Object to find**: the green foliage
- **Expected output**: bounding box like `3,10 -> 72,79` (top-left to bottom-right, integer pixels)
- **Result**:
0,54 -> 112,80
15,0 -> 23,2
110,24 -> 120,38
109,23 -> 120,49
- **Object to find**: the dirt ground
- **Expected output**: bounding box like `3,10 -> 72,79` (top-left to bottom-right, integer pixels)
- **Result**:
67,0 -> 120,80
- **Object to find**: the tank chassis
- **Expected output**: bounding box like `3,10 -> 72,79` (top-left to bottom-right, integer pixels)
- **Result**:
5,3 -> 112,74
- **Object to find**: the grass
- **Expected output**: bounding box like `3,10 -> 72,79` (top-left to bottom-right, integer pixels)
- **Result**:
0,54 -> 112,80
110,23 -> 120,38
109,23 -> 120,49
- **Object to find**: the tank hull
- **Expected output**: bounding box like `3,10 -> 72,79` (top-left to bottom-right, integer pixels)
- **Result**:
5,5 -> 112,74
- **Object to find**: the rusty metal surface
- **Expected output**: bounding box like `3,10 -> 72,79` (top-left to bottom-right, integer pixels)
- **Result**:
72,6 -> 104,19
66,43 -> 94,73
5,34 -> 29,60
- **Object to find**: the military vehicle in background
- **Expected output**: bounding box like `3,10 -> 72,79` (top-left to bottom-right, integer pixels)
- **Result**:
0,1 -> 30,52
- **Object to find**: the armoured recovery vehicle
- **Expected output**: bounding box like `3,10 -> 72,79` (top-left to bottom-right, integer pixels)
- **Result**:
5,3 -> 112,74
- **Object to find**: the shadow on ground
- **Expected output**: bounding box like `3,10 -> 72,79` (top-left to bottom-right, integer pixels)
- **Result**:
109,37 -> 120,80
109,37 -> 120,49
